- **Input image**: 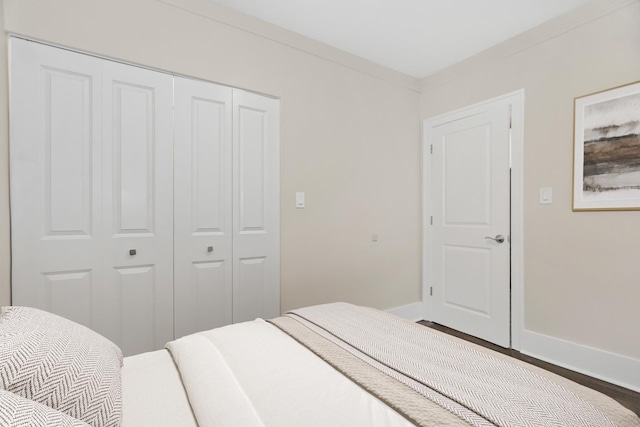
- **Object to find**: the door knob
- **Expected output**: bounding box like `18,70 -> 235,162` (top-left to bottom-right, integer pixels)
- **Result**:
207,246 -> 213,253
485,235 -> 505,244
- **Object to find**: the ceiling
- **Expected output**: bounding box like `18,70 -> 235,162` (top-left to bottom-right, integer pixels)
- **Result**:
209,0 -> 592,78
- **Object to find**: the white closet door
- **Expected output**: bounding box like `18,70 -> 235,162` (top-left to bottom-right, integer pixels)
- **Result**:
232,89 -> 280,323
174,77 -> 233,338
9,39 -> 104,331
101,61 -> 174,355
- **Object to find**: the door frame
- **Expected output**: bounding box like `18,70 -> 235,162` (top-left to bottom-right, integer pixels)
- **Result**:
422,89 -> 524,350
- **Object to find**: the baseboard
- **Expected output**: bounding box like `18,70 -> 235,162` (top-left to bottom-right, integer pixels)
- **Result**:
387,302 -> 424,322
521,329 -> 640,393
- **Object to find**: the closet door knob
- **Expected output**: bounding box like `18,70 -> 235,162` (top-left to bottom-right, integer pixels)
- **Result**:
207,246 -> 213,253
129,249 -> 137,256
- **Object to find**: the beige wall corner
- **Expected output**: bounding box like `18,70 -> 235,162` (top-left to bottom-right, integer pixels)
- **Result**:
421,1 -> 640,359
0,0 -> 11,307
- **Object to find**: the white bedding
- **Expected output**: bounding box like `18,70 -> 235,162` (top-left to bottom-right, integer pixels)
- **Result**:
166,319 -> 416,427
121,308 -> 640,427
122,349 -> 197,427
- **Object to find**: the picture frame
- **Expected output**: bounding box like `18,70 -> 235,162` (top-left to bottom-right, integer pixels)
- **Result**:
573,80 -> 640,211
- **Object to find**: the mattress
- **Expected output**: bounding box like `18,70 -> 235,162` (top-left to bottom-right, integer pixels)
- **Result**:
121,303 -> 640,427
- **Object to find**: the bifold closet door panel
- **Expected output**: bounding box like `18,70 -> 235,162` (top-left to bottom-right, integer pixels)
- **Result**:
174,77 -> 233,339
9,38 -> 105,332
232,89 -> 280,323
101,60 -> 174,355
11,39 -> 281,355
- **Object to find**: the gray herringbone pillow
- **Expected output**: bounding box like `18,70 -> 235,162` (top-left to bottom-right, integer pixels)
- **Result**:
0,389 -> 90,426
0,307 -> 122,427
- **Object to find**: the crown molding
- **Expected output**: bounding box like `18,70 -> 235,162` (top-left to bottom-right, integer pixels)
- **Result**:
420,0 -> 639,91
157,0 -> 421,92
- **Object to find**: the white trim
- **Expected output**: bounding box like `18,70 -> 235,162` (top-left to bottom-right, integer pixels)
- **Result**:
158,0 -> 420,92
421,0 -> 637,90
421,121 -> 433,320
422,89 -> 525,349
521,329 -> 640,393
8,35 -> 279,101
387,302 -> 424,322
509,92 -> 525,351
422,90 -> 524,126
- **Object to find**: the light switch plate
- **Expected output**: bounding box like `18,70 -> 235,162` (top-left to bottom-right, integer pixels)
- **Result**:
539,187 -> 552,204
296,192 -> 305,208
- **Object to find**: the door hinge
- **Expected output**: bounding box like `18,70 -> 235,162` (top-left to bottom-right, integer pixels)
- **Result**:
430,216 -> 433,225
509,105 -> 513,129
430,286 -> 433,296
430,144 -> 433,154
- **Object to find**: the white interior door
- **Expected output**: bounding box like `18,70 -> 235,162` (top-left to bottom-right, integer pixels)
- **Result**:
427,103 -> 511,347
174,77 -> 233,338
10,38 -> 105,331
232,89 -> 280,323
101,60 -> 174,355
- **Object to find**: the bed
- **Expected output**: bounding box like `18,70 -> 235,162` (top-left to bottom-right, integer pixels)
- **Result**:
1,303 -> 639,427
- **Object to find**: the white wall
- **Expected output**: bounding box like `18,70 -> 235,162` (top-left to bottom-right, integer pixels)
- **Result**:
1,0 -> 422,312
421,0 -> 640,363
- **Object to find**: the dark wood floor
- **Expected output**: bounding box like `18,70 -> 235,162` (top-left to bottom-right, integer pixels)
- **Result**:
418,321 -> 640,417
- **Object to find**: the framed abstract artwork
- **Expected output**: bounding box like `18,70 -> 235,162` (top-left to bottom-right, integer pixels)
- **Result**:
573,80 -> 640,211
